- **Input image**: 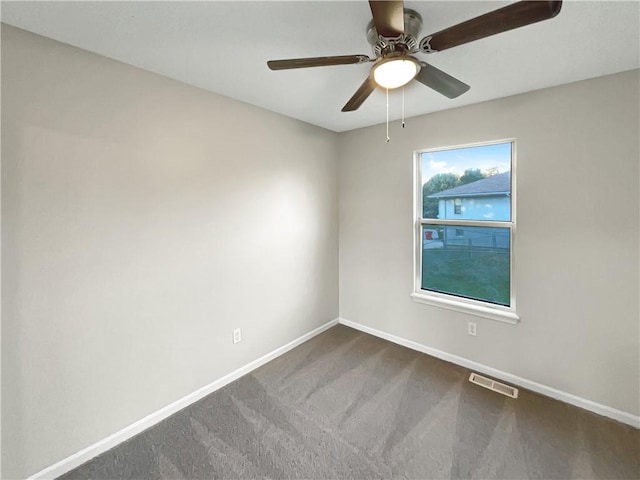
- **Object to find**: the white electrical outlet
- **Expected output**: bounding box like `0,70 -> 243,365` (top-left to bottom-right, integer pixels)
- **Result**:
233,328 -> 241,344
468,322 -> 477,336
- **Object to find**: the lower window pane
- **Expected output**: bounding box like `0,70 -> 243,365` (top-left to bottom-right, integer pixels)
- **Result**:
421,225 -> 511,306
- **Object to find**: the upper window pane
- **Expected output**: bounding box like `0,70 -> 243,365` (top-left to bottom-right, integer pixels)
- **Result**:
421,142 -> 512,221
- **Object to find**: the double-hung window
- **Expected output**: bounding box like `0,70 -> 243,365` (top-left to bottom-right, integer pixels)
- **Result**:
412,140 -> 518,323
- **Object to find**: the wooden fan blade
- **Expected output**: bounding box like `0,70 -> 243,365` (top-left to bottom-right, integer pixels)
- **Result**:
369,0 -> 404,37
415,62 -> 470,99
267,55 -> 371,70
342,76 -> 377,112
421,1 -> 562,53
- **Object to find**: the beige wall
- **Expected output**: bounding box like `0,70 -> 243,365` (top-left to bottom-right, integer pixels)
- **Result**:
338,69 -> 640,417
1,25 -> 338,479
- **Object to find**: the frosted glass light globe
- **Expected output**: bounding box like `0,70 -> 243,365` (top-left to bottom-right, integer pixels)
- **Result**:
372,57 -> 420,89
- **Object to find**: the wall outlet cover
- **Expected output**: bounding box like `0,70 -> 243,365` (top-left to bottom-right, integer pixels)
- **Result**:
468,322 -> 477,336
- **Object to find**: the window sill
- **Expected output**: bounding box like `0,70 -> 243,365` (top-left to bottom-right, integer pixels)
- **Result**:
410,293 -> 520,324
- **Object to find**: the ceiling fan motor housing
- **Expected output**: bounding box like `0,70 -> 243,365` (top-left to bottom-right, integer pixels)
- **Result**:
367,9 -> 423,57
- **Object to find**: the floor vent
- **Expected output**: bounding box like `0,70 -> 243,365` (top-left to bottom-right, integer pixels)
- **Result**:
469,372 -> 519,398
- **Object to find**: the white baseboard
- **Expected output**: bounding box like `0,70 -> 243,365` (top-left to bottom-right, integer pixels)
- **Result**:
29,318 -> 339,480
338,318 -> 640,429
28,315 -> 638,479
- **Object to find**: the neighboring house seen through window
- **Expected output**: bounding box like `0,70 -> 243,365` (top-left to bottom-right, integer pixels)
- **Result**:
413,140 -> 518,322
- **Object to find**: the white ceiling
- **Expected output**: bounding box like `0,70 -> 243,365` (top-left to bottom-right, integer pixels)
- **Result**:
2,1 -> 638,132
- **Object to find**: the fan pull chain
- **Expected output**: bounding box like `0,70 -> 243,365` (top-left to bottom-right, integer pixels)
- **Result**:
402,87 -> 405,128
386,88 -> 390,143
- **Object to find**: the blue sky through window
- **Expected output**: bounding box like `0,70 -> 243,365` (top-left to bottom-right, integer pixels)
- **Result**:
421,142 -> 511,184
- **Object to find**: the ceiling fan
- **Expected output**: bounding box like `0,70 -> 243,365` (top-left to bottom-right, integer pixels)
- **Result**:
267,1 -> 562,112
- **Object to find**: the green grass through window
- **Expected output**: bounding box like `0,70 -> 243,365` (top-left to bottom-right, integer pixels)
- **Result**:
422,247 -> 510,306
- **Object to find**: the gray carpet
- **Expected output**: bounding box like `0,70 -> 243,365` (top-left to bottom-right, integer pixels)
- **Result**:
59,325 -> 639,479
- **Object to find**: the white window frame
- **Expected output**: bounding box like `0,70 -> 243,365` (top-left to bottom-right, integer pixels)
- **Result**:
411,139 -> 519,324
